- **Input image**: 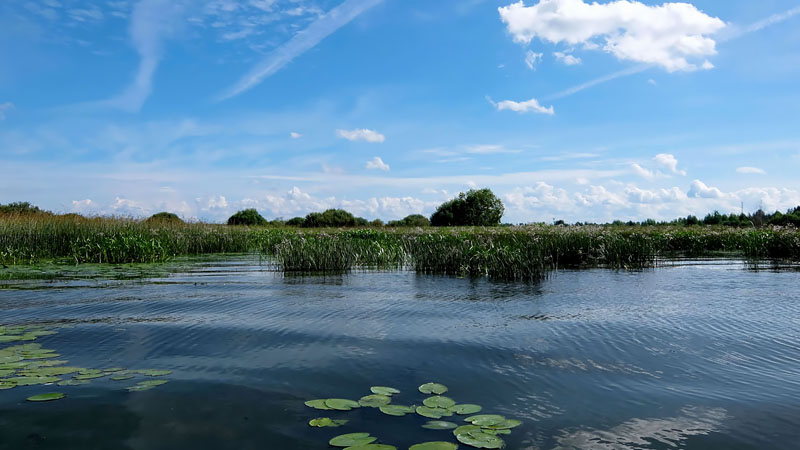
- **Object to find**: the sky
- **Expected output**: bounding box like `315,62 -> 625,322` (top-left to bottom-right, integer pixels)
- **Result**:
1,0 -> 799,224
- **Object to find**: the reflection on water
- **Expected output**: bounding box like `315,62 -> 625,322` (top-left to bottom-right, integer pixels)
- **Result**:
0,258 -> 799,449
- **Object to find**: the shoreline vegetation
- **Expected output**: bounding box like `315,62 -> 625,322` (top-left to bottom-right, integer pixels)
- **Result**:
2,211 -> 800,282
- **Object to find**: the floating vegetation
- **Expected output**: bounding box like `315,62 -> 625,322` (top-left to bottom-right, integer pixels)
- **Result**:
309,417 -> 349,428
0,323 -> 173,398
26,392 -> 65,402
419,383 -> 448,395
305,382 -> 521,449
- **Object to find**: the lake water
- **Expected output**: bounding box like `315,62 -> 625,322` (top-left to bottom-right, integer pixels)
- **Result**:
1,258 -> 798,449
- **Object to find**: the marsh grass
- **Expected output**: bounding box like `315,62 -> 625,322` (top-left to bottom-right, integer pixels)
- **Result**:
2,214 -> 799,281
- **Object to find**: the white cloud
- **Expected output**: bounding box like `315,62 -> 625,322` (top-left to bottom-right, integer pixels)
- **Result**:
647,78 -> 658,86
654,153 -> 686,175
336,128 -> 386,143
365,156 -> 390,171
491,97 -> 554,115
499,0 -> 725,72
525,50 -> 543,70
218,0 -> 383,100
465,145 -> 520,154
631,163 -> 655,179
290,131 -> 302,139
736,166 -> 766,175
688,179 -> 723,199
0,102 -> 14,120
625,185 -> 687,204
553,51 -> 581,65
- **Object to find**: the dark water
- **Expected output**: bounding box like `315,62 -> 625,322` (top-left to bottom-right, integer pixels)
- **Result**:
1,259 -> 799,449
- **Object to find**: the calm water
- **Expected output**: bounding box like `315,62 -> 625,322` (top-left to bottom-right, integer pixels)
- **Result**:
1,259 -> 798,449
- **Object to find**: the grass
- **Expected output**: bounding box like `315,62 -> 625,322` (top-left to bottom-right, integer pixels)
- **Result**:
2,214 -> 800,282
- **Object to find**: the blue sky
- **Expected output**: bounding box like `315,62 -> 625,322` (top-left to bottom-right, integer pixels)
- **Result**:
1,0 -> 799,223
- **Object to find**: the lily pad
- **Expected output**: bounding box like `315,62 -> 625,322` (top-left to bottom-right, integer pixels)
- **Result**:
305,399 -> 332,410
137,369 -> 172,377
370,386 -> 400,396
20,366 -> 81,377
455,431 -> 504,449
137,379 -> 168,387
309,417 -> 348,428
453,425 -> 482,436
0,382 -> 16,390
111,374 -> 135,381
329,433 -> 377,447
449,404 -> 482,415
416,406 -> 452,419
126,384 -> 155,392
358,394 -> 391,407
422,421 -> 459,430
325,398 -> 361,411
463,415 -> 505,427
419,383 -> 448,395
409,442 -> 458,450
73,372 -> 107,380
104,367 -> 125,373
379,404 -> 416,416
484,419 -> 521,430
6,376 -> 60,386
57,379 -> 90,386
27,392 -> 66,402
423,396 -> 456,409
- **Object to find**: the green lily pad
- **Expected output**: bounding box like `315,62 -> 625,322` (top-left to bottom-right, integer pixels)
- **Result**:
344,445 -> 397,450
329,433 -> 377,447
57,379 -> 90,386
126,384 -> 155,392
6,376 -> 60,386
104,367 -> 125,373
0,356 -> 23,363
0,369 -> 15,377
409,442 -> 458,450
0,362 -> 30,370
309,417 -> 348,428
20,366 -> 81,377
423,396 -> 456,409
137,369 -> 172,377
455,431 -> 504,449
370,386 -> 400,396
484,419 -> 521,430
359,394 -> 392,407
0,336 -> 22,343
0,382 -> 16,390
449,404 -> 482,415
325,398 -> 361,411
419,383 -> 448,395
453,425 -> 482,436
422,421 -> 459,430
137,379 -> 168,387
73,373 -> 106,380
111,374 -> 135,381
463,415 -> 505,427
27,392 -> 66,402
305,399 -> 332,410
379,404 -> 416,416
416,406 -> 452,419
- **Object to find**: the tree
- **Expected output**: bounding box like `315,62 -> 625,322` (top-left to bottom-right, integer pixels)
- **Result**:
430,188 -> 504,227
227,209 -> 268,226
0,201 -> 49,215
146,212 -> 184,224
387,214 -> 430,227
303,209 -> 357,228
286,217 -> 305,227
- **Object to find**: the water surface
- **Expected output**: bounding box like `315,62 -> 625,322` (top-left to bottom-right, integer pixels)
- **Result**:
1,258 -> 798,449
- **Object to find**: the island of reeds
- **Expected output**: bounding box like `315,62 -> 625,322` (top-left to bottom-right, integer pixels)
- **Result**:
2,189 -> 800,282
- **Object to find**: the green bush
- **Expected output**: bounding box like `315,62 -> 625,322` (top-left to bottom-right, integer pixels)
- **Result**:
0,202 -> 50,216
303,209 -> 359,228
227,209 -> 268,226
286,217 -> 305,227
388,214 -> 430,227
430,188 -> 504,227
146,212 -> 184,224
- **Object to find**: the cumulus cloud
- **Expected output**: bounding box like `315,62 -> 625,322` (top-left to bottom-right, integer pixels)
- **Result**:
336,128 -> 386,143
736,166 -> 766,175
631,163 -> 655,179
490,97 -> 554,115
625,185 -> 687,204
525,50 -> 543,70
688,179 -> 723,199
365,156 -> 390,171
498,0 -> 725,72
654,153 -> 686,175
553,51 -> 581,65
0,102 -> 14,120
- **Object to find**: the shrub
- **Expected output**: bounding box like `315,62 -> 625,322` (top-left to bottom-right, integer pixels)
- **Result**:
286,217 -> 305,227
0,202 -> 50,216
146,212 -> 184,224
388,214 -> 430,227
430,188 -> 504,227
227,209 -> 268,226
303,209 -> 358,228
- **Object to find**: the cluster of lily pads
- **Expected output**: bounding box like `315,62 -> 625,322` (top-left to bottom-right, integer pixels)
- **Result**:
0,324 -> 172,401
304,382 -> 521,449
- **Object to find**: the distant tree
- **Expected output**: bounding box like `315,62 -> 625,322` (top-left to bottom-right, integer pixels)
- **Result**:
354,217 -> 369,227
685,215 -> 699,226
369,218 -> 385,227
286,217 -> 305,227
0,201 -> 49,215
388,214 -> 430,227
430,188 -> 504,227
303,209 -> 358,228
146,212 -> 184,224
227,209 -> 268,226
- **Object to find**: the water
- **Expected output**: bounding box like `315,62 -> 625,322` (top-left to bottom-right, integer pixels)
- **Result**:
1,258 -> 798,449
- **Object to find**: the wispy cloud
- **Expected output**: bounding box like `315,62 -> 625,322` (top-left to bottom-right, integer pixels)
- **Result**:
336,128 -> 386,143
0,102 -> 14,120
98,0 -> 188,112
365,156 -> 390,171
544,65 -> 649,101
487,96 -> 554,115
218,0 -> 383,101
290,131 -> 303,139
736,166 -> 766,175
720,6 -> 800,42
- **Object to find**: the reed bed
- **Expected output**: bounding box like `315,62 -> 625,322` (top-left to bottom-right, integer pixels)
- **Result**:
2,214 -> 799,281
